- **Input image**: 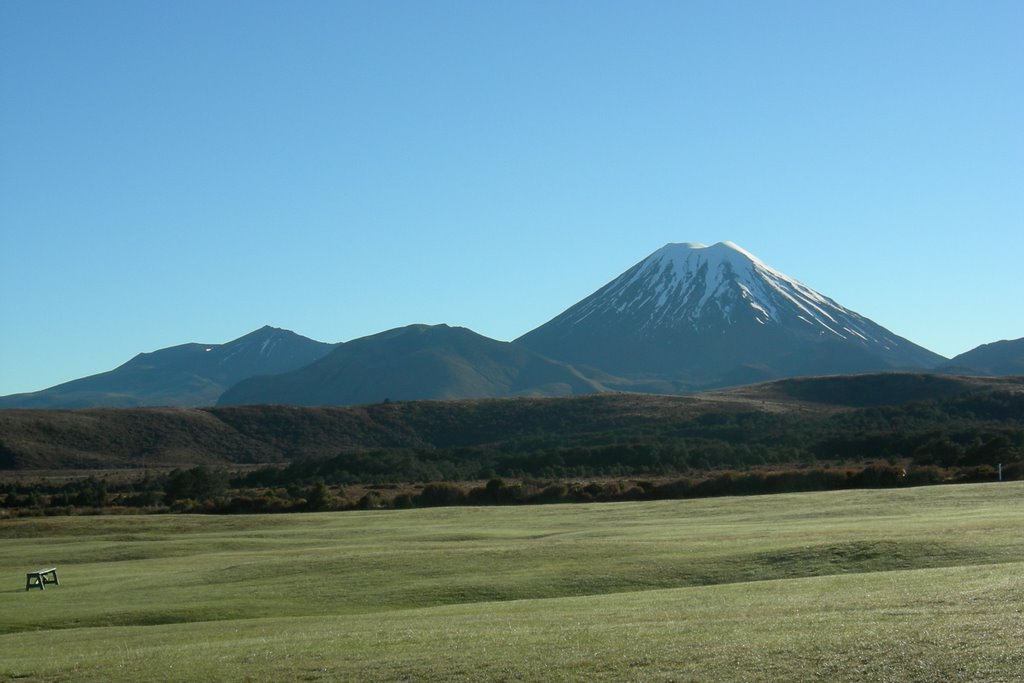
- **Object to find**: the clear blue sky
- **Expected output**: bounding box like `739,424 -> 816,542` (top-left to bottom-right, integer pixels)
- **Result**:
2,0 -> 1021,396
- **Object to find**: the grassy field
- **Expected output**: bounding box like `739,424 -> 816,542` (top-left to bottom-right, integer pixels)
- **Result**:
2,482 -> 1024,681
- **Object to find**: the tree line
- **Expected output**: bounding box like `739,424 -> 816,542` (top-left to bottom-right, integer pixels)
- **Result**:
2,389 -> 1021,516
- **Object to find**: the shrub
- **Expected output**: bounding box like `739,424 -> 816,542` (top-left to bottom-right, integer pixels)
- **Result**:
416,482 -> 467,507
904,466 -> 946,486
536,483 -> 569,503
1001,461 -> 1024,481
391,493 -> 415,509
305,481 -> 333,511
848,464 -> 906,488
164,467 -> 229,503
355,491 -> 383,509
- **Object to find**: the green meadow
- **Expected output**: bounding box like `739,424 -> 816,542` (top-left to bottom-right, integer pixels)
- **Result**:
3,482 -> 1024,682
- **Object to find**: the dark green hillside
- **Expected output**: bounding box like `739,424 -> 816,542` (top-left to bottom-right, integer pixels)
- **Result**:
218,324 -> 605,406
243,387 -> 1024,486
718,372 -> 1024,407
0,393 -> 722,470
0,408 -> 278,469
2,374 -> 1021,479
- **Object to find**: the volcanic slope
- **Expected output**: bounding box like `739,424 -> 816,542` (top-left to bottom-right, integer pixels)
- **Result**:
0,326 -> 337,409
218,324 -> 607,407
517,241 -> 945,391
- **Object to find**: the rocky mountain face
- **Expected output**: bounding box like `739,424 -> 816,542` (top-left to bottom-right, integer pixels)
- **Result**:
0,326 -> 337,408
937,337 -> 1024,376
218,324 -> 606,406
517,242 -> 946,390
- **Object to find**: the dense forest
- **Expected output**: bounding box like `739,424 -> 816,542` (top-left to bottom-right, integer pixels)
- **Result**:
239,389 -> 1023,485
2,379 -> 1021,515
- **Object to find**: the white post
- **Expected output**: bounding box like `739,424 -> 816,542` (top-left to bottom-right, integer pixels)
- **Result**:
998,463 -> 1002,482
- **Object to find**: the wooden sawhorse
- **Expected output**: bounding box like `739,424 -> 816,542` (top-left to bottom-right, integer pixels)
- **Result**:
26,567 -> 59,591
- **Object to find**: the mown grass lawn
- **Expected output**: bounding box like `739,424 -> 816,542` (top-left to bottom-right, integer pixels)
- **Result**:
3,482 -> 1024,681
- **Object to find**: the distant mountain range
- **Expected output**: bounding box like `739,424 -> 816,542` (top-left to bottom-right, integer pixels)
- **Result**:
219,324 -> 606,406
2,242 -> 1021,409
0,326 -> 336,408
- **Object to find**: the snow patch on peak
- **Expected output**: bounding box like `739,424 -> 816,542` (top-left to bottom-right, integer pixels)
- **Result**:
653,241 -> 754,260
562,240 -> 893,344
660,242 -> 708,251
712,240 -> 764,264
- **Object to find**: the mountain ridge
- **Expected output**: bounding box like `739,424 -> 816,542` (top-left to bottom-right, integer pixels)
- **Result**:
0,326 -> 337,409
218,324 -> 607,406
4,241 -> 1020,409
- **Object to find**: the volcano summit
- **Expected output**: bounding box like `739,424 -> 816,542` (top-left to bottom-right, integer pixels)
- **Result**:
517,241 -> 944,391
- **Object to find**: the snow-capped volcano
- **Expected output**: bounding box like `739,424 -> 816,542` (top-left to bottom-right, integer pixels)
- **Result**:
517,241 -> 944,389
575,241 -> 889,339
